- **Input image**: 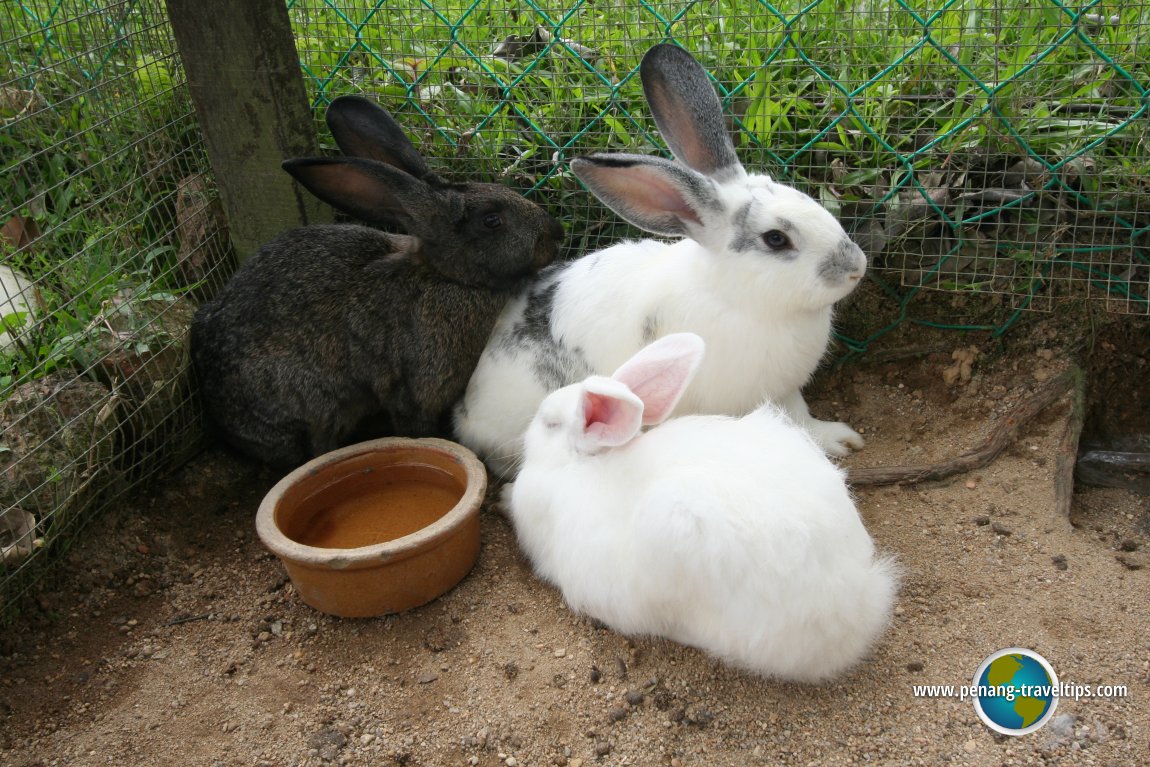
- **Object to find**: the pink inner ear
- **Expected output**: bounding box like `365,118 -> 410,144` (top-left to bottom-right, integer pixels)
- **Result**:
620,165 -> 703,226
582,389 -> 642,448
611,333 -> 705,426
632,372 -> 685,425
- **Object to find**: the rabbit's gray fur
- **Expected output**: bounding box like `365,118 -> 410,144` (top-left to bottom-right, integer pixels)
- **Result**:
191,96 -> 563,469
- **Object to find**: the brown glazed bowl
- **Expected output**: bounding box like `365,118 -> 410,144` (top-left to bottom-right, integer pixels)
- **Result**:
256,437 -> 486,618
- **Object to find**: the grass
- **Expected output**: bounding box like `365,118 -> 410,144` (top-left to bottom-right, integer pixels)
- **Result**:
2,0 -> 207,394
285,0 -> 1150,305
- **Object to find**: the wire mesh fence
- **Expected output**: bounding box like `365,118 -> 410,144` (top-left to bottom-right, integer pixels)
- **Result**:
2,0 -> 1149,621
287,0 -> 1150,324
1,0 -> 232,620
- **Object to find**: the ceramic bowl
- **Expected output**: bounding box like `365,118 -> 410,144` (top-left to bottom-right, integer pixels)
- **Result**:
256,437 -> 486,617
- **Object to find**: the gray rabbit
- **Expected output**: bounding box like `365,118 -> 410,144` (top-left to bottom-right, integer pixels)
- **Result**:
191,96 -> 564,469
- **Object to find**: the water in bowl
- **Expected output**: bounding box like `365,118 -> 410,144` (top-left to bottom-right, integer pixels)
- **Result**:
293,465 -> 463,549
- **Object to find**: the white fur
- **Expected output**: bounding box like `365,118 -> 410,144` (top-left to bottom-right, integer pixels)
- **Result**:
508,334 -> 898,682
454,45 -> 867,478
456,181 -> 865,477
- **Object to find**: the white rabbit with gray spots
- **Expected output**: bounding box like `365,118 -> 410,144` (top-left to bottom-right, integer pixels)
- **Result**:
507,333 -> 898,682
454,43 -> 867,477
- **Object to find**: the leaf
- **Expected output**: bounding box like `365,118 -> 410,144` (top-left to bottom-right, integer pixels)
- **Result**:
1,215 -> 40,250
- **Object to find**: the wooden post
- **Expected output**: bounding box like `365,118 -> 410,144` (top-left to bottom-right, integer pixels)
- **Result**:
166,0 -> 332,261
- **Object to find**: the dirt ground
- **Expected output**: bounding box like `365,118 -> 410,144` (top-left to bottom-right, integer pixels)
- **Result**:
1,300 -> 1148,767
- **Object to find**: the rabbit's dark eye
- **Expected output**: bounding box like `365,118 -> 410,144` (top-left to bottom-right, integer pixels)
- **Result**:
762,230 -> 791,250
482,212 -> 504,230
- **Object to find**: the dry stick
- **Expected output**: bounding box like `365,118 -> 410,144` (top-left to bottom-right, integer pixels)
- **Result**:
846,369 -> 1076,487
1052,366 -> 1087,519
165,613 -> 212,627
854,344 -> 951,366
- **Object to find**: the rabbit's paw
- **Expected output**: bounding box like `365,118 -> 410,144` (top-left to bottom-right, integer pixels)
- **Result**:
807,419 -> 865,457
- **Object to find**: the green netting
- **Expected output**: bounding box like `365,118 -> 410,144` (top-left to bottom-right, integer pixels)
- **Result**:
287,0 -> 1150,337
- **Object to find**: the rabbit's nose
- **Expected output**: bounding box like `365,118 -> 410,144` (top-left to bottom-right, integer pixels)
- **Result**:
532,218 -> 565,266
548,217 -> 566,244
533,234 -> 562,268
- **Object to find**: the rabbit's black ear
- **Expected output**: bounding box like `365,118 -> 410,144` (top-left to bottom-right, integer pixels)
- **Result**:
325,95 -> 433,179
639,44 -> 742,182
283,157 -> 433,229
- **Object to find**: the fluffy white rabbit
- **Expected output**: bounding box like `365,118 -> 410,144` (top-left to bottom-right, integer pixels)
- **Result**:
507,333 -> 898,682
455,43 -> 867,477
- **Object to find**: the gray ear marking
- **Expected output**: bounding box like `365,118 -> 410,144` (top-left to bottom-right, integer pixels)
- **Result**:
325,95 -> 433,179
640,44 -> 743,181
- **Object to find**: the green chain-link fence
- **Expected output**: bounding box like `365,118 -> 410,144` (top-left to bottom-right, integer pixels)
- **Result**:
288,0 -> 1150,334
2,0 -> 1149,620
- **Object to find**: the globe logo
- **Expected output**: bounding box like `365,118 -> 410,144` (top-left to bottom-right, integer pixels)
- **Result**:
972,648 -> 1059,735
